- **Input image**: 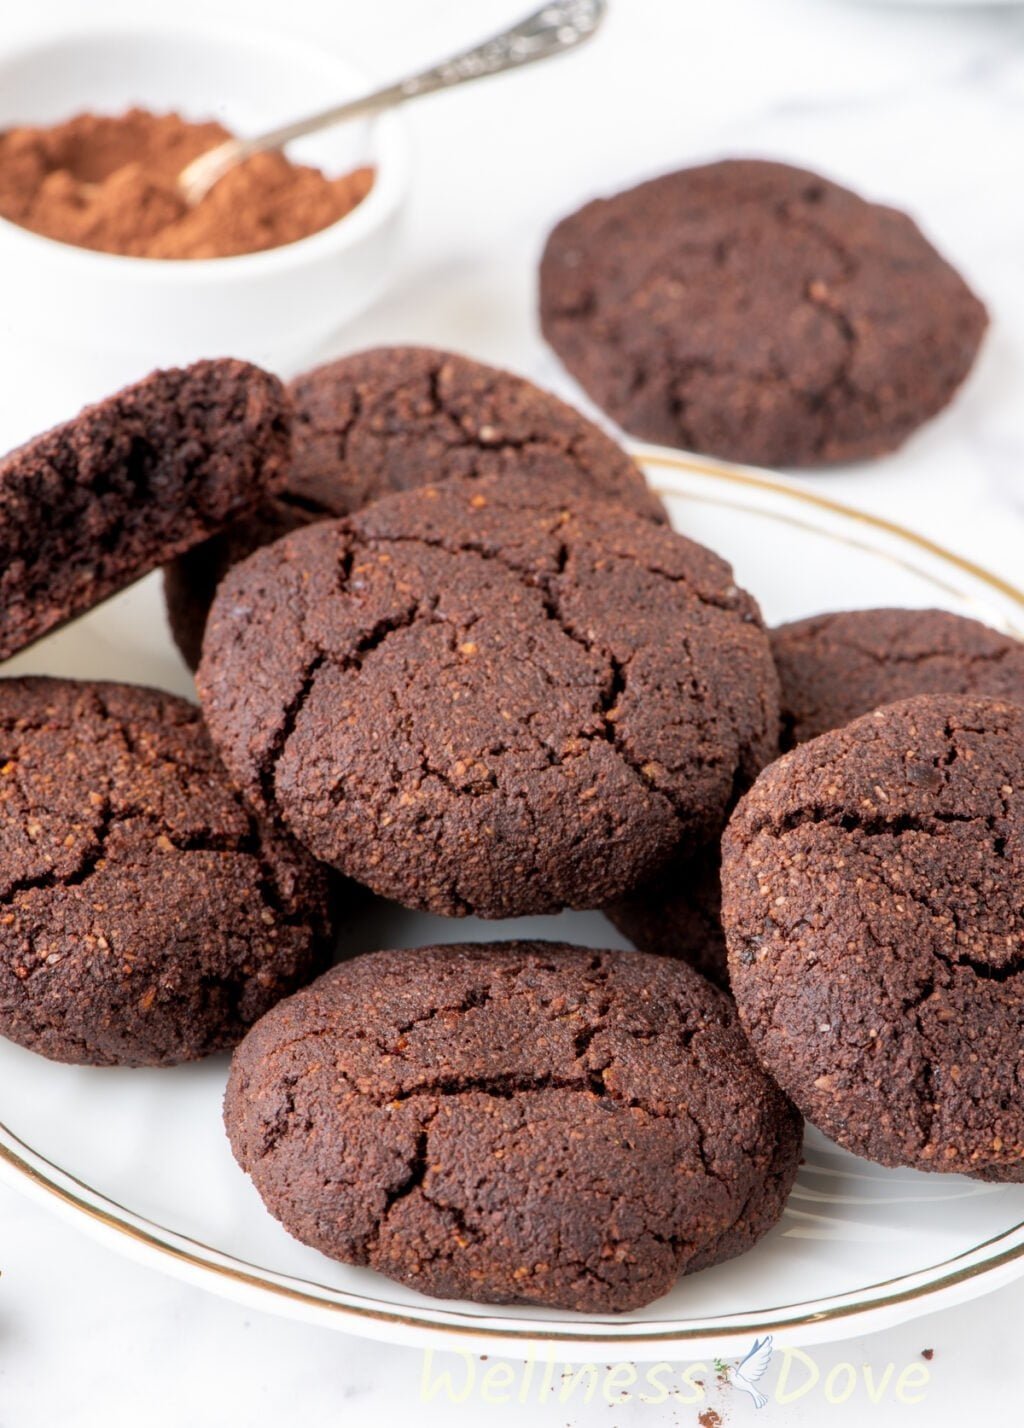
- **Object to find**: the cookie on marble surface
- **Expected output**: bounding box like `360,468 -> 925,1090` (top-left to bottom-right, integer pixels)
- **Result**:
197,472 -> 779,918
164,345 -> 664,669
0,360 -> 289,663
722,694 -> 1024,1179
0,678 -> 331,1067
540,159 -> 987,466
224,941 -> 802,1312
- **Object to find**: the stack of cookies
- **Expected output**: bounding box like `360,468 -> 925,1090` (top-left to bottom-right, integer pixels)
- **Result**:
0,159 -> 1015,1318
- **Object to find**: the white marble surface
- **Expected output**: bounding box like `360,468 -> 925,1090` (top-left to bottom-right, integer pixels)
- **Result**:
1,0 -> 1023,1422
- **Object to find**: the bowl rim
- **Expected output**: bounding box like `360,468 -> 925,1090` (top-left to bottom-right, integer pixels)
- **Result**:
0,19 -> 411,282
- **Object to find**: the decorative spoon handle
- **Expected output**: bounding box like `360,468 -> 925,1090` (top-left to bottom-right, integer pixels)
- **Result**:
180,0 -> 607,204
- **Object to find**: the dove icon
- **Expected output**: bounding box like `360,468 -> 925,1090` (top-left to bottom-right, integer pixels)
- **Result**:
726,1334 -> 774,1409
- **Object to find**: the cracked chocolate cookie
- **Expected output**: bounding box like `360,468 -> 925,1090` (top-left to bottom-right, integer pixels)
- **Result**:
224,941 -> 802,1312
197,473 -> 779,918
164,345 -> 663,669
773,607 -> 1024,749
0,360 -> 289,664
540,159 -> 988,466
611,608 -> 1024,986
722,693 -> 1024,1179
0,677 -> 331,1067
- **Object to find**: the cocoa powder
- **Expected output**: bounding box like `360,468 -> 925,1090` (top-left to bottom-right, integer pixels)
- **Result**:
0,108 -> 374,259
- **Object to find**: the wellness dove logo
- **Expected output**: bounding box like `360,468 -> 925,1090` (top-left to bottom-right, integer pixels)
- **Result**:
717,1334 -> 774,1409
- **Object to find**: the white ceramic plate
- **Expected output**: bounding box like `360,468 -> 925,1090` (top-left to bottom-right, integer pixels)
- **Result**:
2,450 -> 1024,1361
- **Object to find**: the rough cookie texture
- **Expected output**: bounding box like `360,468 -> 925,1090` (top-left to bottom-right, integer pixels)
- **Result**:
225,942 -> 802,1312
0,360 -> 290,663
165,345 -> 663,669
197,473 -> 779,918
722,694 -> 1024,1179
0,678 -> 331,1067
774,607 -> 1024,749
612,608 -> 1024,986
540,160 -> 988,466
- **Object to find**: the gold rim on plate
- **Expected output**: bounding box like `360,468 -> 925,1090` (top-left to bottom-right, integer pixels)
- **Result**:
2,448 -> 1023,1349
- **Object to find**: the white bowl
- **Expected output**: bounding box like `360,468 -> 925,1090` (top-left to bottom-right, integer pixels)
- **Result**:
0,23 -> 410,436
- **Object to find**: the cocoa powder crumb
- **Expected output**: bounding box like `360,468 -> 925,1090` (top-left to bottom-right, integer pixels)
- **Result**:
0,107 -> 374,259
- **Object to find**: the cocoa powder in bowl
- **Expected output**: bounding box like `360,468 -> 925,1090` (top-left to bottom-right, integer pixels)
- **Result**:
0,108 -> 374,259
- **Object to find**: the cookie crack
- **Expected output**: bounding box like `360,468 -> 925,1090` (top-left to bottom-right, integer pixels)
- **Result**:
823,636 -> 1018,674
424,365 -> 620,479
0,799 -> 312,946
261,1028 -> 686,1126
334,386 -> 363,468
290,524 -> 706,825
386,1071 -> 610,1106
530,583 -> 689,823
392,982 -> 494,1042
293,386 -> 363,476
936,948 -> 1024,983
818,850 -> 1023,988
0,795 -> 118,907
759,802 -> 1005,842
257,652 -> 326,810
913,1052 -> 937,1148
355,364 -> 625,487
358,523 -> 742,615
348,599 -> 442,670
376,1109 -> 440,1229
898,976 -> 940,1146
679,1104 -> 725,1186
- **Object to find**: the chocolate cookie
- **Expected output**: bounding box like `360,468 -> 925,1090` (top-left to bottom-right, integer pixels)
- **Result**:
0,678 -> 331,1067
164,345 -> 663,669
0,360 -> 289,663
225,941 -> 801,1312
773,607 -> 1024,748
606,844 -> 726,988
612,608 -> 1024,985
722,694 -> 1024,1179
540,160 -> 987,466
197,473 -> 779,918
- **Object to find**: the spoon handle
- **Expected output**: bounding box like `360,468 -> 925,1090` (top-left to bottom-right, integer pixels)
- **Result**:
181,0 -> 607,203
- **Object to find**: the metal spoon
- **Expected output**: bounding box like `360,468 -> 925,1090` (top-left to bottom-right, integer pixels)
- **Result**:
179,0 -> 607,206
